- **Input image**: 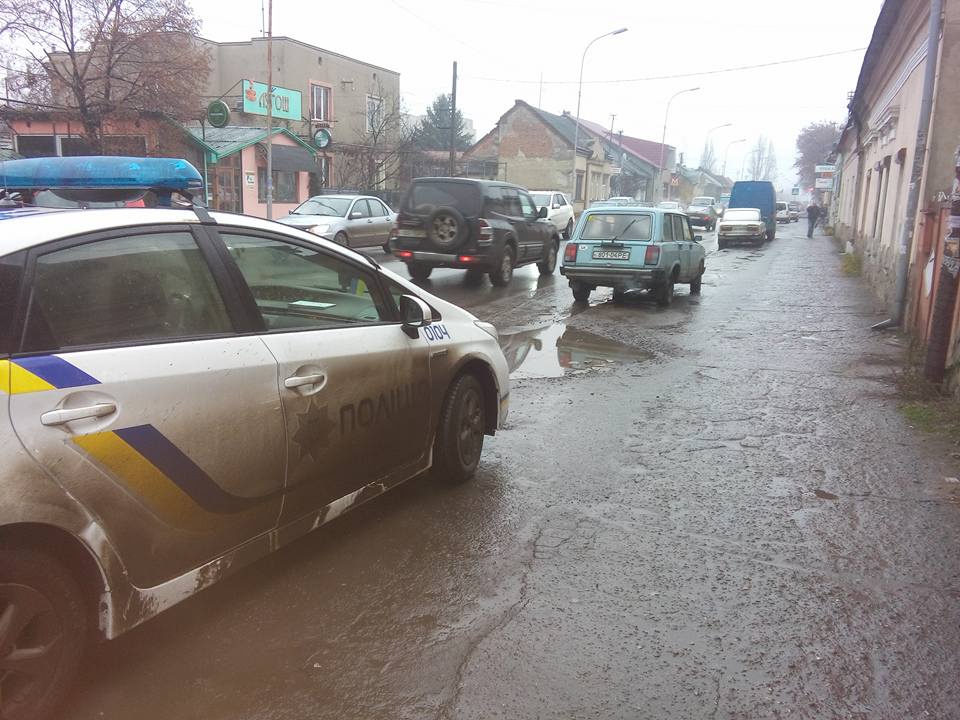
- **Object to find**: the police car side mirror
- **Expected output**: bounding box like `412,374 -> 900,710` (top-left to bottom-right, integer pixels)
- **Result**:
400,294 -> 433,338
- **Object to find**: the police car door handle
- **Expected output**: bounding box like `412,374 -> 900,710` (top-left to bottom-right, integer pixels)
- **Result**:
284,373 -> 326,389
41,402 -> 117,426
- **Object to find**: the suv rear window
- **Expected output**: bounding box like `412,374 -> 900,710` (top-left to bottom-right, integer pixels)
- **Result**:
402,181 -> 481,216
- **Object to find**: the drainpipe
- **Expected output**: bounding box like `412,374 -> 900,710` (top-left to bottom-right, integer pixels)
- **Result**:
873,0 -> 943,330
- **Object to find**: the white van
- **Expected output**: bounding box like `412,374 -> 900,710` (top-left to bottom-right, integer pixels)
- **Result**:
775,201 -> 790,223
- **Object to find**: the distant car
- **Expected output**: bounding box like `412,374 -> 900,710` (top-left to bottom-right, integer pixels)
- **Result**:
685,203 -> 718,231
775,201 -> 790,224
788,201 -> 801,222
718,207 -> 766,249
389,177 -> 560,286
729,181 -> 776,241
530,190 -> 576,238
590,196 -> 637,208
560,206 -> 706,306
657,200 -> 683,211
278,194 -> 396,249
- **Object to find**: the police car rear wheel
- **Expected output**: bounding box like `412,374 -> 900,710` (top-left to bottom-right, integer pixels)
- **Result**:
0,547 -> 86,720
434,373 -> 485,483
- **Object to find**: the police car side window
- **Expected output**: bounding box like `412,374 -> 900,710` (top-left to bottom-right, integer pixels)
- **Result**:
0,252 -> 25,356
221,233 -> 391,330
22,232 -> 232,353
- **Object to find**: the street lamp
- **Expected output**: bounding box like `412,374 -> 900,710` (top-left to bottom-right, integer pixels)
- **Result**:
572,27 -> 628,206
701,122 -> 732,168
721,138 -> 747,178
658,86 -> 699,200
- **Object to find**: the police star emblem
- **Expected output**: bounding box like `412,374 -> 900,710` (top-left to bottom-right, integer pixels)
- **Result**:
292,400 -> 337,462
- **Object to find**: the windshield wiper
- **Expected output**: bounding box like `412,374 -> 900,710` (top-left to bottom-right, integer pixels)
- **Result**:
607,217 -> 640,243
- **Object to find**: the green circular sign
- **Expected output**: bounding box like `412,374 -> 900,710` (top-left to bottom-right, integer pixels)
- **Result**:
206,100 -> 230,128
313,127 -> 332,149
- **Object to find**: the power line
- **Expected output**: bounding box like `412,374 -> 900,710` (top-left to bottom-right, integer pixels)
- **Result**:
463,47 -> 867,86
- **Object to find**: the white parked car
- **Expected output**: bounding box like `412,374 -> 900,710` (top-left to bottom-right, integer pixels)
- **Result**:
0,156 -> 510,720
530,190 -> 575,238
775,201 -> 790,224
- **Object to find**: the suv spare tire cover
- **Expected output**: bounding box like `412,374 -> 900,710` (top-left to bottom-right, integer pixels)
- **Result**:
427,206 -> 467,250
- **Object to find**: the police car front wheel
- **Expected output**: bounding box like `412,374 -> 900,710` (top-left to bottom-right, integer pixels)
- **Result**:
433,373 -> 486,483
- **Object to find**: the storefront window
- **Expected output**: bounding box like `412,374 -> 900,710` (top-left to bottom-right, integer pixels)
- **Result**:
258,169 -> 299,203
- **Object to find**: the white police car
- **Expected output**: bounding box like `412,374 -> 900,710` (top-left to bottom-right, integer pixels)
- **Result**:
0,157 -> 509,719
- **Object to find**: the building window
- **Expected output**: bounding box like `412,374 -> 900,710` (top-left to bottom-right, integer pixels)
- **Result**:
366,95 -> 383,133
310,84 -> 331,122
258,169 -> 299,203
575,171 -> 584,201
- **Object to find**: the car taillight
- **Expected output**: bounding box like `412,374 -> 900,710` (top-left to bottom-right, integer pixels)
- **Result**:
396,250 -> 413,259
563,243 -> 578,262
389,224 -> 399,240
644,245 -> 660,265
477,218 -> 493,241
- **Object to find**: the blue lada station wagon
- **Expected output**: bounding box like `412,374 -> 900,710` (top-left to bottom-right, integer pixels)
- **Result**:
559,207 -> 706,305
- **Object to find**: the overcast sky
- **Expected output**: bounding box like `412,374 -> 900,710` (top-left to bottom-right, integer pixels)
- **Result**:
191,0 -> 883,191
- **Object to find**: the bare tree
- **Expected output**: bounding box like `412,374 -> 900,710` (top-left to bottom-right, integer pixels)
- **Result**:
746,136 -> 777,181
700,139 -> 716,173
0,0 -> 209,152
333,82 -> 416,191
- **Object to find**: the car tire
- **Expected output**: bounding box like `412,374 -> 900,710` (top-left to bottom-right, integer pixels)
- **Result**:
563,218 -> 574,240
489,245 -> 515,287
433,373 -> 485,483
572,282 -> 591,303
612,288 -> 628,303
334,231 -> 348,246
427,206 -> 467,251
537,241 -> 558,275
0,546 -> 87,720
408,263 -> 433,281
657,273 -> 675,307
718,238 -> 727,250
690,263 -> 704,295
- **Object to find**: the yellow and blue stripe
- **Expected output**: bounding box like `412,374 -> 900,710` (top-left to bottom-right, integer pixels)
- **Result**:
3,355 -> 276,529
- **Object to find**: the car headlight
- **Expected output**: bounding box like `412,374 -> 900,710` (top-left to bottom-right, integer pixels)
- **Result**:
310,224 -> 332,235
475,321 -> 498,340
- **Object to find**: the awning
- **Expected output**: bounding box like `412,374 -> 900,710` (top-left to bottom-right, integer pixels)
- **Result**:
267,144 -> 318,173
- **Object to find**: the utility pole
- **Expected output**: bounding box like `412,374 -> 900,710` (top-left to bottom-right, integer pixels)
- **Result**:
265,0 -> 274,219
448,61 -> 458,177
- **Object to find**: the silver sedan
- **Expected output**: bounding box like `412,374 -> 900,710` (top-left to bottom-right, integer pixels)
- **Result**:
279,194 -> 396,248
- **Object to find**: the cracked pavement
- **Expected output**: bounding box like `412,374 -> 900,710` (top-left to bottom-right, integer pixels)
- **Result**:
61,223 -> 960,719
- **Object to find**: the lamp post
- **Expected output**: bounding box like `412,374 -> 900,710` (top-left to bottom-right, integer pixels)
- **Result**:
721,138 -> 746,178
701,122 -> 731,168
658,86 -> 699,200
572,27 -> 627,207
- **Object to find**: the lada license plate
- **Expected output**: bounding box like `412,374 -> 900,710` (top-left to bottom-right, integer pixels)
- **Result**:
592,249 -> 630,260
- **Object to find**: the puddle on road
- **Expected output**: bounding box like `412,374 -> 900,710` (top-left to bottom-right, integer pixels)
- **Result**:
498,323 -> 651,379
814,489 -> 839,500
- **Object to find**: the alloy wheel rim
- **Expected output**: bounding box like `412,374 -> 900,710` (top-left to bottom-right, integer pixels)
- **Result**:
433,216 -> 457,243
0,584 -> 64,720
457,388 -> 484,466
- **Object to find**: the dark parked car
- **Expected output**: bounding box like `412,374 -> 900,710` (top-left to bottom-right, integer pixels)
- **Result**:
685,203 -> 718,230
389,178 -> 561,286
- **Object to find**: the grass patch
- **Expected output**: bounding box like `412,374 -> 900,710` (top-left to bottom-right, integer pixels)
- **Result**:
896,338 -> 960,443
900,400 -> 960,439
841,252 -> 863,277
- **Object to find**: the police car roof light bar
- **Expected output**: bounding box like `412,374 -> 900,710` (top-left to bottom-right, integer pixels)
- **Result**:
0,156 -> 204,192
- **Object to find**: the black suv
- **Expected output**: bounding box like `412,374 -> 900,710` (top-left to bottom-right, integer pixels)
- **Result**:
388,178 -> 561,286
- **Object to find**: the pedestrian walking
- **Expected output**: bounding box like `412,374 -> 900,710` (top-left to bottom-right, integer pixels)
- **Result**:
806,201 -> 821,238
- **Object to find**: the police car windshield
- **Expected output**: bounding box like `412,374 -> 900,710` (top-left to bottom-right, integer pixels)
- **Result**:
291,198 -> 351,217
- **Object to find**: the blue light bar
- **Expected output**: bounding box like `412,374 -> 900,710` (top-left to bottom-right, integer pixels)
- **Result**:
0,156 -> 203,192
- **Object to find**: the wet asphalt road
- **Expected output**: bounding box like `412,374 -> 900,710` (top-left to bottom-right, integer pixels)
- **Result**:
62,222 -> 960,719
